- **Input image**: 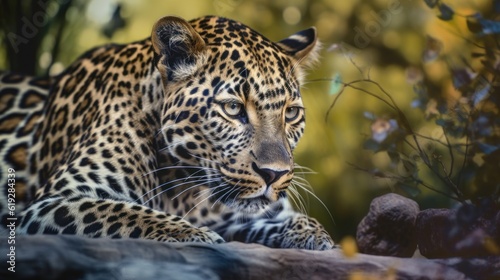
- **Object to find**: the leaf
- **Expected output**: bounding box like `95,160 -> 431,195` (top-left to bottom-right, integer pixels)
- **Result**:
329,73 -> 343,95
455,106 -> 469,123
425,99 -> 440,117
478,18 -> 500,35
436,117 -> 464,137
422,36 -> 443,62
363,111 -> 376,120
412,82 -> 427,97
437,3 -> 454,21
469,13 -> 500,35
411,99 -> 422,108
477,143 -> 499,155
472,81 -> 490,106
400,158 -> 418,177
387,150 -> 401,164
466,14 -> 483,34
363,139 -> 381,152
473,115 -> 492,137
396,153 -> 419,177
395,182 -> 421,197
370,168 -> 387,178
405,66 -> 423,84
411,83 -> 428,111
484,237 -> 500,255
471,52 -> 485,58
435,119 -> 445,127
340,236 -> 358,258
451,68 -> 474,89
424,0 -> 438,8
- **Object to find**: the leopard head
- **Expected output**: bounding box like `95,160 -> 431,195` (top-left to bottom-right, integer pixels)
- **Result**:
151,16 -> 319,213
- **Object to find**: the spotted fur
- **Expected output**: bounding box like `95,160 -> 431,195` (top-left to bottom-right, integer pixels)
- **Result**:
0,16 -> 333,249
0,73 -> 50,225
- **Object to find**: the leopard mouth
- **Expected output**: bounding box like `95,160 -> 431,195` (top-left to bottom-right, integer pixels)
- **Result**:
208,178 -> 287,214
226,193 -> 287,215
176,163 -> 283,213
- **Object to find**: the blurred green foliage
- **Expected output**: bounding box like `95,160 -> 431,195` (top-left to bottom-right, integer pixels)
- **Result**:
1,0 -> 498,240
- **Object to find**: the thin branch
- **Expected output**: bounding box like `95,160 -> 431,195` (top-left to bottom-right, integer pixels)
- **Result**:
436,157 -> 461,198
457,127 -> 470,190
362,81 -> 464,200
416,179 -> 463,202
413,132 -> 470,148
362,79 -> 399,110
347,162 -> 463,202
313,76 -> 467,202
403,138 -> 418,151
346,53 -> 365,76
314,78 -> 400,122
442,126 -> 455,178
324,83 -> 346,122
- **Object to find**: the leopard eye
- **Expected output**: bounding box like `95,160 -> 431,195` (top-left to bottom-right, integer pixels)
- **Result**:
222,102 -> 245,117
285,106 -> 301,122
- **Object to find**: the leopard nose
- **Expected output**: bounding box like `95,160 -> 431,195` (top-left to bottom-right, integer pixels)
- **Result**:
252,162 -> 288,186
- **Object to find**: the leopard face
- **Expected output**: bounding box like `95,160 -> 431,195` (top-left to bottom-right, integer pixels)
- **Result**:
152,16 -> 319,213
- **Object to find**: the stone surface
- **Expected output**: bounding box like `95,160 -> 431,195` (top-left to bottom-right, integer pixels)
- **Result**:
1,234 -> 493,280
415,208 -> 454,258
416,204 -> 500,259
356,193 -> 420,257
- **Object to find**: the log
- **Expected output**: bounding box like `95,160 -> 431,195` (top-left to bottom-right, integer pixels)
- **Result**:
1,235 -> 498,279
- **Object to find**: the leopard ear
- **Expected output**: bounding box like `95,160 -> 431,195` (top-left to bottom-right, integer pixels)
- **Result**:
276,27 -> 319,68
152,16 -> 206,81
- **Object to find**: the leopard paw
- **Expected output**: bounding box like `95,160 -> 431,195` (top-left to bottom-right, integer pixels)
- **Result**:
148,226 -> 225,244
190,226 -> 225,244
274,216 -> 334,250
174,226 -> 225,244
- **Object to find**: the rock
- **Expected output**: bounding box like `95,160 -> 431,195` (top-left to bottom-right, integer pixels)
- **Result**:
416,204 -> 500,259
0,234 -> 487,279
436,256 -> 500,280
415,208 -> 454,258
356,193 -> 420,257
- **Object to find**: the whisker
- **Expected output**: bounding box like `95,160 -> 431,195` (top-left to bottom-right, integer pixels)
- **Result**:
135,174 -> 208,203
293,164 -> 317,173
290,179 -> 312,207
292,181 -> 335,225
188,152 -> 220,165
143,165 -> 217,176
157,140 -> 184,152
193,187 -> 213,199
155,127 -> 165,137
212,180 -> 241,209
292,176 -> 314,192
288,182 -> 309,208
294,171 -> 317,175
182,186 -> 231,219
171,177 -> 223,200
193,183 -> 227,199
288,184 -> 308,214
142,176 -> 221,205
223,182 -> 242,205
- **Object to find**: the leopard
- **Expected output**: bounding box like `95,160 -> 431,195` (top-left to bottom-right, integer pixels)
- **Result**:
0,15 -> 334,250
0,73 -> 50,221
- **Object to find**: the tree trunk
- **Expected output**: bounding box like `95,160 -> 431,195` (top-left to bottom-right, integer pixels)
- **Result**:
1,235 -> 498,279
